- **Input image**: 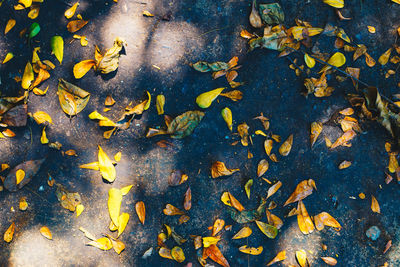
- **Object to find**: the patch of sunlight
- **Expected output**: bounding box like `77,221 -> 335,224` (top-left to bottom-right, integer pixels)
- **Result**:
276,218 -> 322,265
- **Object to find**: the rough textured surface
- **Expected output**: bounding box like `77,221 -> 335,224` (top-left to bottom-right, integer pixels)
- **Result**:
0,0 -> 399,266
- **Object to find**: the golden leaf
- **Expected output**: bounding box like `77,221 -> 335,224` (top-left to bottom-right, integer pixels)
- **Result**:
321,256 -> 338,266
95,37 -> 126,74
388,152 -> 399,173
40,226 -> 52,240
220,90 -> 243,101
212,219 -> 225,236
40,127 -> 48,144
98,145 -> 116,182
5,19 -> 16,34
211,161 -> 239,178
322,0 -> 344,9
143,10 -> 154,17
378,48 -> 392,66
156,94 -> 165,115
266,250 -> 286,266
264,139 -> 273,156
255,220 -> 278,238
319,52 -> 346,73
16,169 -> 25,185
108,236 -> 125,254
117,212 -> 129,237
365,52 -> 376,67
239,245 -> 263,255
87,237 -> 113,250
310,122 -> 323,147
232,226 -> 252,239
266,210 -> 283,229
22,62 -> 34,89
79,162 -> 99,170
2,52 -> 14,64
76,204 -> 84,217
135,201 -> 145,224
171,246 -> 185,263
367,26 -> 376,33
297,201 -> 314,234
267,181 -> 282,199
108,188 -> 122,227
67,19 -> 88,33
203,244 -> 230,267
237,122 -> 250,146
284,179 -> 316,206
114,152 -> 121,162
245,179 -> 253,199
221,191 -> 245,211
296,250 -> 308,267
314,212 -> 342,231
4,222 -> 15,243
203,236 -> 221,247
33,86 -> 48,96
257,159 -> 269,177
371,195 -> 380,213
163,204 -> 185,216
159,247 -> 173,259
65,2 -> 79,19
73,59 -> 96,79
338,160 -> 351,169
33,111 -> 53,124
279,134 -> 293,156
196,88 -> 225,108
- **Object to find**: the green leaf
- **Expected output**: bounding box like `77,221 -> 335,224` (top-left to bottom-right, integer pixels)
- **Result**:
51,36 -> 64,64
192,61 -> 229,72
29,22 -> 40,39
256,220 -> 278,239
259,3 -> 284,25
167,110 -> 205,139
229,198 -> 266,224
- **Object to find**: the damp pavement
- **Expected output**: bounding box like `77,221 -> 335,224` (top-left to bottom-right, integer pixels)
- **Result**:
0,0 -> 399,266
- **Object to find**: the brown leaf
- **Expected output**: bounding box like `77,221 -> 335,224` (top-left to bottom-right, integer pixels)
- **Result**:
163,204 -> 185,216
321,257 -> 338,266
135,201 -> 145,224
237,122 -> 249,146
279,134 -> 293,156
67,19 -> 88,33
331,130 -> 356,149
56,184 -> 81,212
184,187 -> 192,211
168,170 -> 188,186
284,179 -> 316,206
211,161 -> 239,178
203,244 -> 230,267
383,240 -> 392,254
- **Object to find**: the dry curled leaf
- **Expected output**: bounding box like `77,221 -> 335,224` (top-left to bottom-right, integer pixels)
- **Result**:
203,244 -> 230,267
310,122 -> 323,147
331,130 -> 356,149
314,212 -> 342,231
184,187 -> 192,211
279,134 -> 293,156
267,181 -> 282,199
221,191 -> 245,211
4,222 -> 15,243
211,161 -> 239,178
257,159 -> 269,177
163,204 -> 185,216
95,37 -> 127,74
284,179 -> 316,206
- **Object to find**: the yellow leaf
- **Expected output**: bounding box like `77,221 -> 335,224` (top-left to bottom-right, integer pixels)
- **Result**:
338,160 -> 351,169
143,10 -> 154,17
4,222 -> 15,243
108,236 -> 125,254
323,0 -> 344,8
79,161 -> 99,170
76,204 -> 84,217
371,195 -> 380,213
65,2 -> 79,19
320,52 -> 346,73
393,0 -> 400,4
117,212 -> 129,237
255,220 -> 278,238
232,226 -> 252,239
135,201 -> 145,224
156,94 -> 165,115
221,107 -> 233,131
144,91 -> 151,110
98,145 -> 116,182
39,226 -> 52,240
40,126 -> 49,144
378,48 -> 392,66
202,236 -> 221,248
245,179 -> 253,199
5,19 -> 16,34
95,37 -> 126,74
120,184 -> 133,195
257,159 -> 269,177
304,53 -> 315,68
73,59 -> 96,79
367,26 -> 376,33
255,130 -> 267,136
266,250 -> 286,266
365,52 -> 376,67
19,0 -> 32,8
267,181 -> 282,199
33,111 -> 53,124
19,197 -> 28,211
33,86 -> 48,96
211,161 -> 239,178
221,191 -> 245,211
296,250 -> 308,267
279,134 -> 293,156
212,219 -> 225,236
114,151 -> 121,162
108,188 -> 122,227
28,6 -> 40,19
51,36 -> 64,64
2,53 -> 14,64
264,139 -> 273,156
16,169 -> 25,185
171,246 -> 185,263
314,212 -> 342,231
297,201 -> 314,234
196,88 -> 225,108
159,247 -> 173,259
87,237 -> 113,250
22,62 -> 34,89
239,245 -> 263,255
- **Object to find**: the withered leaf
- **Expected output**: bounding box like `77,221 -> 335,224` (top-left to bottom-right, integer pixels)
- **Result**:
212,219 -> 225,236
267,181 -> 282,199
203,244 -> 230,267
232,226 -> 252,239
266,250 -> 286,266
4,158 -> 45,191
297,200 -> 314,234
135,201 -> 145,224
310,122 -> 323,147
56,183 -> 81,212
211,161 -> 239,178
95,37 -> 127,74
4,222 -> 15,243
163,204 -> 185,216
257,159 -> 269,177
279,134 -> 293,156
57,79 -> 90,116
284,179 -> 316,206
221,192 -> 245,211
314,212 -> 342,231
371,195 -> 380,213
184,187 -> 192,210
321,256 -> 338,266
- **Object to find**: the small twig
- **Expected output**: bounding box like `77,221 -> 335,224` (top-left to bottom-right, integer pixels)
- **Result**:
199,26 -> 229,38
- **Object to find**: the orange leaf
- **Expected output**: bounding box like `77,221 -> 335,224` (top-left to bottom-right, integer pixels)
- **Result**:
266,250 -> 286,266
284,179 -> 316,206
135,201 -> 145,224
279,134 -> 293,156
211,161 -> 239,178
73,59 -> 96,79
203,244 -> 230,267
40,226 -> 52,240
163,204 -> 184,216
221,191 -> 245,211
4,222 -> 15,243
331,130 -> 356,149
314,212 -> 342,231
212,219 -> 225,236
67,19 -> 88,33
321,256 -> 338,265
297,200 -> 314,234
371,195 -> 380,213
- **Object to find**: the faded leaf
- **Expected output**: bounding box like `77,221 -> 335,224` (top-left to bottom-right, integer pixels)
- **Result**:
95,37 -> 126,74
266,210 -> 283,229
135,201 -> 145,224
310,122 -> 323,147
266,250 -> 286,266
237,122 -> 250,146
163,204 -> 185,216
98,145 -> 116,182
255,220 -> 278,239
338,160 -> 351,169
245,179 -> 253,199
203,244 -> 230,267
267,181 -> 282,199
259,3 -> 284,25
297,200 -> 314,234
67,19 -> 88,33
249,0 -> 262,28
232,226 -> 252,239
321,257 -> 338,266
156,94 -> 165,115
58,79 -> 90,116
4,158 -> 45,191
331,130 -> 356,149
314,212 -> 342,231
264,139 -> 273,156
4,222 -> 15,243
184,187 -> 192,210
221,107 -> 233,131
171,246 -> 185,263
257,159 -> 269,177
378,48 -> 392,66
220,90 -> 243,101
159,247 -> 173,259
212,219 -> 225,236
239,245 -> 263,255
211,161 -> 239,178
56,183 -> 81,211
40,226 -> 52,240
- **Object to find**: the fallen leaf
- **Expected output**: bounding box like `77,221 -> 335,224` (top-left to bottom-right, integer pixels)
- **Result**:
331,130 -> 356,149
16,169 -> 25,185
249,0 -> 262,27
184,187 -> 192,210
73,60 -> 96,79
108,188 -> 122,227
212,219 -> 225,236
365,52 -> 376,67
203,244 -> 230,267
142,10 -> 154,17
57,79 -> 90,116
98,145 -> 116,182
22,62 -> 34,89
321,256 -> 338,266
221,107 -> 233,131
320,52 -> 346,73
55,183 -> 81,211
284,179 -> 316,206
159,247 -> 173,259
238,122 -> 250,146
383,240 -> 392,254
267,181 -> 282,199
310,122 -> 323,147
79,162 -> 99,171
117,212 -> 129,237
4,158 -> 45,191
171,246 -> 185,263
378,48 -> 392,66
257,159 -> 269,177
108,235 -> 125,254
19,197 -> 28,211
338,160 -> 352,169
51,36 -> 64,64
266,250 -> 286,266
196,88 -> 225,108
255,220 -> 278,239
40,226 -> 52,240
163,204 -> 185,215
304,53 -> 315,68
264,139 -> 273,155
33,86 -> 48,96
87,237 -> 113,250
135,201 -> 145,224
239,245 -> 263,255
232,226 -> 252,239
297,200 -> 314,234
245,179 -> 253,199
371,195 -> 380,213
76,204 -> 84,217
2,52 -> 14,64
296,250 -> 308,267
314,212 -> 341,231
5,19 -> 16,34
220,90 -> 243,101
95,37 -> 126,74
211,161 -> 239,178
266,210 -> 283,229
2,129 -> 15,137
32,111 -> 52,124
4,222 -> 15,243
28,22 -> 40,39
367,26 -> 376,33
67,19 -> 88,33
65,2 -> 79,19
221,191 -> 245,211
114,152 -> 121,162
279,134 -> 293,156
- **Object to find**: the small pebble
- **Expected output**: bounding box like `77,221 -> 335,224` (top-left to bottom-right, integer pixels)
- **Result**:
38,185 -> 44,192
366,226 -> 381,241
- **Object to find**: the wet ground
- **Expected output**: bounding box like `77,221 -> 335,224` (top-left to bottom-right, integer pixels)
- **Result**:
0,0 -> 399,266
